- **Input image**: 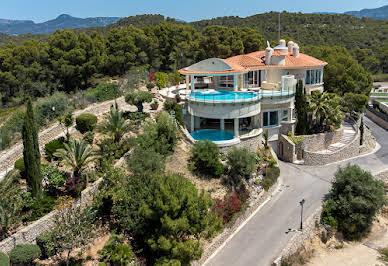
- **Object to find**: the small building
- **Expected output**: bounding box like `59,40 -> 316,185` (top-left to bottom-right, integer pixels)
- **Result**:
178,40 -> 327,151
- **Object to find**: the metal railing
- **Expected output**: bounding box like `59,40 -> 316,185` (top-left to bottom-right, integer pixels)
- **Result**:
187,91 -> 261,104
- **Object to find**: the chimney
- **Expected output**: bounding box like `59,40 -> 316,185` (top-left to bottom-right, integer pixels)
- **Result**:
293,44 -> 300,58
288,41 -> 294,53
266,47 -> 274,65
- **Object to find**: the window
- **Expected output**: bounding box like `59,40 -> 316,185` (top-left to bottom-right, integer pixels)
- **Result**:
282,109 -> 288,121
263,111 -> 279,127
305,69 -> 322,85
218,75 -> 234,88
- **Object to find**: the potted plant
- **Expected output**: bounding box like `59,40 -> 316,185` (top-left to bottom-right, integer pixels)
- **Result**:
151,101 -> 159,110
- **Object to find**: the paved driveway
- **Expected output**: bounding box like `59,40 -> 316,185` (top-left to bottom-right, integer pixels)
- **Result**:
206,117 -> 388,266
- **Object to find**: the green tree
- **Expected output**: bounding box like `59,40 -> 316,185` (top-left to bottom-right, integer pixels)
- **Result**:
54,139 -> 95,178
22,99 -> 43,199
58,112 -> 73,142
190,140 -> 224,178
98,102 -> 130,143
154,72 -> 168,89
295,80 -> 308,135
109,172 -> 222,265
341,93 -> 368,119
125,90 -> 152,113
321,165 -> 386,240
226,147 -> 257,188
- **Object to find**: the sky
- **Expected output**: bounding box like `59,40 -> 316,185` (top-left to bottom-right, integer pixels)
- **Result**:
1,0 -> 387,22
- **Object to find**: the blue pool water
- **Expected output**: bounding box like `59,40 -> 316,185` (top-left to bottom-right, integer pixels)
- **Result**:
190,90 -> 257,101
190,129 -> 234,141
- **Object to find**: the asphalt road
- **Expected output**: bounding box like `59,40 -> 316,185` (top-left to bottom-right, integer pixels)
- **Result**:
206,117 -> 388,266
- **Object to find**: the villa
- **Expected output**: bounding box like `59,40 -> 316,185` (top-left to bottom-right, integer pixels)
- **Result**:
178,39 -> 327,151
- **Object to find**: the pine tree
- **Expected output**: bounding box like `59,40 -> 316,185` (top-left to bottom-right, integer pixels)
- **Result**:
22,99 -> 43,199
295,80 -> 308,135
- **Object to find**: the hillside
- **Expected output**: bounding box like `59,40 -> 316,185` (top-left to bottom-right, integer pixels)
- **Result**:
0,14 -> 120,35
345,5 -> 388,20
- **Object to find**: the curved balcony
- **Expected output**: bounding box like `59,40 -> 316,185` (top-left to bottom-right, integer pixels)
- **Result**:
187,90 -> 261,104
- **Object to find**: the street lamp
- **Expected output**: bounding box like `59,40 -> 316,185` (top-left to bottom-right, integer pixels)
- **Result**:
299,199 -> 305,230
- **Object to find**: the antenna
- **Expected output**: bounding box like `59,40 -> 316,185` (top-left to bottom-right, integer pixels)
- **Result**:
278,12 -> 281,40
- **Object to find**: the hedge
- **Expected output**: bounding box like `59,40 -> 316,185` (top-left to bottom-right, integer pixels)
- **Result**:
86,83 -> 121,102
76,113 -> 98,134
9,244 -> 41,265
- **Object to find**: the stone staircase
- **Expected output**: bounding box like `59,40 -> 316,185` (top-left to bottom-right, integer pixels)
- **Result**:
323,122 -> 357,153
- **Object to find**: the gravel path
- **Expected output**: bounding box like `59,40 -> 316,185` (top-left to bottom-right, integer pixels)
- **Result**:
0,96 -> 132,181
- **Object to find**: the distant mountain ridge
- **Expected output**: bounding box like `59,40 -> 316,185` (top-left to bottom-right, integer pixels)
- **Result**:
315,5 -> 388,20
345,5 -> 388,20
0,14 -> 121,35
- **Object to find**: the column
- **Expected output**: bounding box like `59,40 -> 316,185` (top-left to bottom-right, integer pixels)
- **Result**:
191,115 -> 195,132
234,118 -> 239,137
233,74 -> 238,91
195,116 -> 201,129
288,107 -> 293,121
220,119 -> 225,131
186,75 -> 190,90
191,75 -> 195,92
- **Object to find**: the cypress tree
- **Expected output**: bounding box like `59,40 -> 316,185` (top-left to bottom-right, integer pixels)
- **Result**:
22,99 -> 43,198
295,80 -> 308,135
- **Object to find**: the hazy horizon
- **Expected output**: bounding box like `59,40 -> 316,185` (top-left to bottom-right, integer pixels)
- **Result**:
1,0 -> 387,23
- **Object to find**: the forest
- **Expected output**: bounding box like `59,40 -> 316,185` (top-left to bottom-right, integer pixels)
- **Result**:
0,12 -> 387,108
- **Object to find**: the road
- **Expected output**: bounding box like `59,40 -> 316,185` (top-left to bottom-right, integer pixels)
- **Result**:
206,117 -> 388,266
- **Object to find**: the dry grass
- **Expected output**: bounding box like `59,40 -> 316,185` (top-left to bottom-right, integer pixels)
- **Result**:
165,140 -> 228,200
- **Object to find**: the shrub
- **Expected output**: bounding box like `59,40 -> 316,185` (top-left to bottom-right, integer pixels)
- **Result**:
226,147 -> 257,186
320,164 -> 385,240
123,111 -> 148,122
213,192 -> 242,224
9,244 -> 41,265
44,137 -> 65,161
36,231 -> 58,259
127,147 -> 165,177
154,72 -> 168,89
41,164 -> 66,188
190,140 -> 224,178
98,233 -> 135,265
0,127 -> 12,150
34,92 -> 69,126
14,157 -> 25,173
150,100 -> 159,110
25,195 -> 57,222
0,252 -> 10,266
86,83 -> 121,102
76,113 -> 97,134
262,166 -> 280,191
163,101 -> 183,125
83,132 -> 95,145
146,83 -> 155,90
125,90 -> 152,113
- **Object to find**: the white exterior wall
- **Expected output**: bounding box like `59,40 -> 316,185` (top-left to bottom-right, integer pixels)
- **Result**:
188,101 -> 261,120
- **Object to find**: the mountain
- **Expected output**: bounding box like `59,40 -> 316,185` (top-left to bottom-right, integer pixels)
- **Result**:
0,14 -> 121,35
345,5 -> 388,20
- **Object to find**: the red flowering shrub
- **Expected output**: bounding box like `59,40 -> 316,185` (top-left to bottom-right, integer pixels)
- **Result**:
213,192 -> 242,224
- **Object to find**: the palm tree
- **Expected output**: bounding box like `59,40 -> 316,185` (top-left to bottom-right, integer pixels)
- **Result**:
308,92 -> 331,132
54,139 -> 96,178
99,102 -> 130,143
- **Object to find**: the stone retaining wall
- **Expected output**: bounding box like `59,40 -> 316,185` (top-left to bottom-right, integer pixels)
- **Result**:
300,127 -> 343,152
277,134 -> 297,162
219,133 -> 263,153
0,178 -> 102,254
366,109 -> 388,130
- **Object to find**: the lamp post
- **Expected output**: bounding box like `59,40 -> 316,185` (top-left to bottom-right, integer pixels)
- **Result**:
299,199 -> 305,230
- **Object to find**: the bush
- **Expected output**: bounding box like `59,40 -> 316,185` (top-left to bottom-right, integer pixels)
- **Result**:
98,233 -> 135,265
83,132 -> 95,145
0,252 -> 10,266
262,166 -> 280,191
44,137 -> 65,161
163,101 -> 183,125
9,244 -> 41,265
154,72 -> 168,89
76,113 -> 98,134
213,192 -> 242,224
320,164 -> 386,240
0,127 -> 12,150
190,140 -> 224,178
36,231 -> 58,259
146,83 -> 155,90
86,83 -> 121,102
226,147 -> 257,185
25,195 -> 57,222
34,92 -> 69,126
150,100 -> 159,110
14,157 -> 25,173
41,164 -> 66,189
127,147 -> 165,177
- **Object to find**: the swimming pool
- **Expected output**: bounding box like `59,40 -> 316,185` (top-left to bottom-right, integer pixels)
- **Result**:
190,129 -> 235,141
189,90 -> 258,102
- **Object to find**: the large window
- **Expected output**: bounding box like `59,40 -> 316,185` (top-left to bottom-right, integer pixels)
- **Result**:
217,75 -> 234,88
305,69 -> 323,85
263,111 -> 279,127
244,70 -> 262,88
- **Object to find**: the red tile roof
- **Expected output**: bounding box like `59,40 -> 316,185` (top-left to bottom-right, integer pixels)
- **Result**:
179,50 -> 327,75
